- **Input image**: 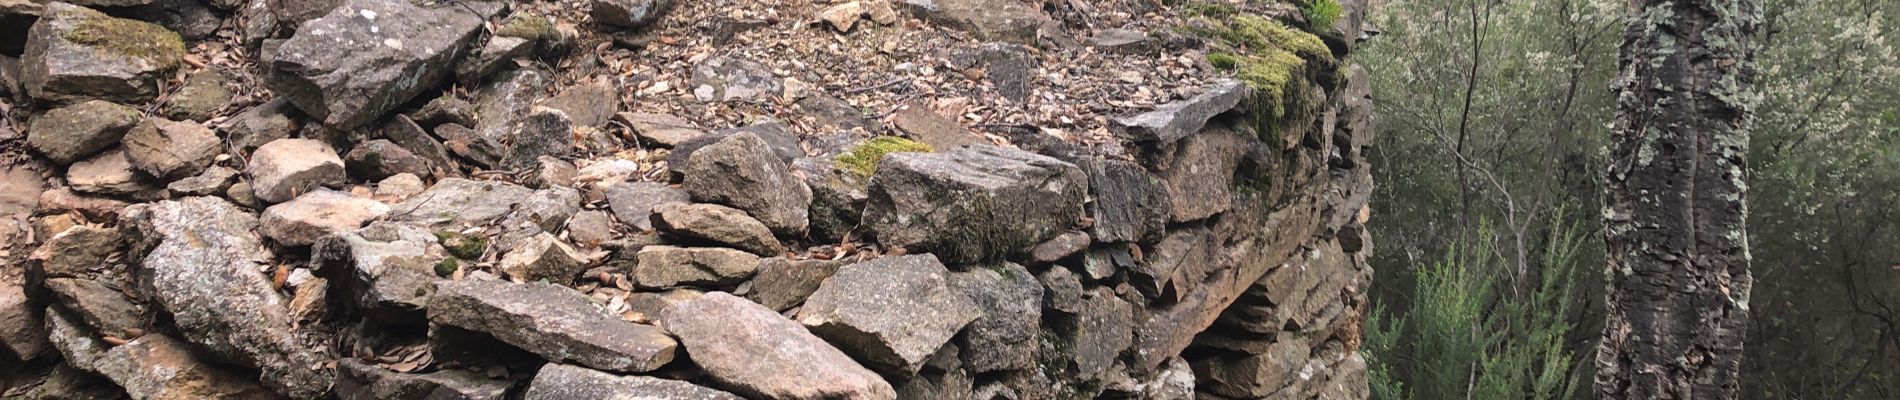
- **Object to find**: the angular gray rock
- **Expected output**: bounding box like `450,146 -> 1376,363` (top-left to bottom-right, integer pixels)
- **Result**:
311,221 -> 452,316
219,98 -> 301,154
29,224 -> 123,278
792,157 -> 869,243
948,263 -> 1042,372
167,165 -> 239,196
162,68 -> 230,121
122,118 -> 221,180
661,292 -> 896,400
0,282 -> 49,360
92,334 -> 283,399
454,36 -> 532,85
901,0 -> 1050,45
679,132 -> 812,235
268,0 -> 488,129
525,364 -> 741,400
389,178 -> 579,232
651,202 -> 784,256
863,146 -> 1086,264
633,245 -> 760,289
951,43 -> 1035,102
499,232 -> 587,283
121,197 -> 331,398
260,189 -> 391,246
380,115 -> 454,176
666,119 -> 804,167
1061,288 -> 1132,377
591,0 -> 673,30
797,254 -> 981,376
1083,160 -> 1171,243
464,68 -> 552,165
248,138 -> 347,203
1111,79 -> 1247,143
430,279 -> 678,373
345,139 -> 433,180
890,102 -> 984,149
43,278 -> 143,338
335,358 -> 511,400
21,3 -> 185,103
743,257 -> 847,311
1157,127 -> 1246,222
543,81 -> 619,130
1028,230 -> 1090,262
26,100 -> 140,164
565,209 -> 617,246
691,56 -> 781,103
66,148 -> 160,196
501,107 -> 574,171
621,112 -> 706,147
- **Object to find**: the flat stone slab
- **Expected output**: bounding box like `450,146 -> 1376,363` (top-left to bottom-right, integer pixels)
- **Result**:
524,363 -> 741,400
797,254 -> 981,376
661,292 -> 895,400
429,279 -> 678,373
267,0 -> 489,129
863,145 -> 1086,264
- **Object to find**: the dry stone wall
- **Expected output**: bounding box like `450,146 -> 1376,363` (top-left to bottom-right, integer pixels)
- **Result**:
0,0 -> 1376,398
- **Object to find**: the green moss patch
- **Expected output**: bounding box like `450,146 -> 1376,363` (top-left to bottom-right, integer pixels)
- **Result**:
433,258 -> 460,277
835,136 -> 934,178
496,15 -> 559,41
61,12 -> 185,66
1190,15 -> 1335,137
433,231 -> 489,259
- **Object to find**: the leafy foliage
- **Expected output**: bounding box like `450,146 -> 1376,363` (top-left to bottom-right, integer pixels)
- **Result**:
1303,0 -> 1345,29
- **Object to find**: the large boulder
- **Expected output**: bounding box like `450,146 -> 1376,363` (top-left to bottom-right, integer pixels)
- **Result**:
650,202 -> 784,256
311,221 -> 453,319
678,132 -> 812,235
430,279 -> 678,373
267,0 -> 489,129
26,100 -> 140,164
120,197 -> 332,398
247,138 -> 347,204
260,190 -> 391,246
661,292 -> 895,400
524,364 -> 742,400
797,254 -> 981,376
21,2 -> 185,103
862,146 -> 1086,264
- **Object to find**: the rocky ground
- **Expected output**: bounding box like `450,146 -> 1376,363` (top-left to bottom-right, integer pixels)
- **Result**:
0,0 -> 1378,398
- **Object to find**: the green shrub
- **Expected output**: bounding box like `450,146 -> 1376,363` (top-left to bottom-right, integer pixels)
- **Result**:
1303,0 -> 1345,30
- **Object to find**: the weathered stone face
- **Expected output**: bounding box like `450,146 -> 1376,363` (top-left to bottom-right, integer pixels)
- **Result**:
678,132 -> 813,235
311,221 -> 452,317
524,363 -> 741,400
429,279 -> 679,374
26,100 -> 140,165
248,138 -> 347,204
121,197 -> 333,398
798,254 -> 981,376
267,0 -> 487,129
900,0 -> 1050,45
21,2 -> 184,103
661,292 -> 897,400
862,146 -> 1087,264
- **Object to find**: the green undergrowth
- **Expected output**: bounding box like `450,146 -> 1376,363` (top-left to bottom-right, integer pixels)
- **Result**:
835,136 -> 933,178
1301,0 -> 1345,29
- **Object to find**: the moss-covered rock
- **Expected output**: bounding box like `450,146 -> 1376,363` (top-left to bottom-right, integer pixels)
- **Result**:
434,231 -> 489,260
21,2 -> 185,103
835,136 -> 934,178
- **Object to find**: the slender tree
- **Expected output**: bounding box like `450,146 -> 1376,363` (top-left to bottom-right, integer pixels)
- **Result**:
1597,0 -> 1758,398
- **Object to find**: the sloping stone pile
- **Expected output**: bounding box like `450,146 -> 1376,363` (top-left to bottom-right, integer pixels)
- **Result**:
0,0 -> 1377,398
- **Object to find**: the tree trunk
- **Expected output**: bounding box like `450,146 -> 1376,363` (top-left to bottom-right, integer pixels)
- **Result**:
1597,0 -> 1758,399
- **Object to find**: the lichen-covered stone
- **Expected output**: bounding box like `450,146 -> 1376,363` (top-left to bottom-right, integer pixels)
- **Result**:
948,263 -> 1042,372
66,148 -> 161,196
267,0 -> 488,129
311,221 -> 452,318
29,224 -> 123,278
92,335 -> 283,399
900,0 -> 1050,45
591,0 -> 673,30
334,358 -> 512,400
122,118 -> 221,180
661,292 -> 896,400
862,145 -> 1086,264
26,100 -> 140,165
678,132 -> 813,235
605,181 -> 689,232
430,279 -> 678,373
21,2 -> 184,103
121,197 -> 332,398
162,68 -> 231,121
499,232 -> 587,283
260,189 -> 391,246
43,278 -> 143,338
798,254 -> 980,376
247,138 -> 347,204
633,245 -> 761,289
524,363 -> 741,400
651,202 -> 784,256
743,257 -> 848,312
1111,80 -> 1247,143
